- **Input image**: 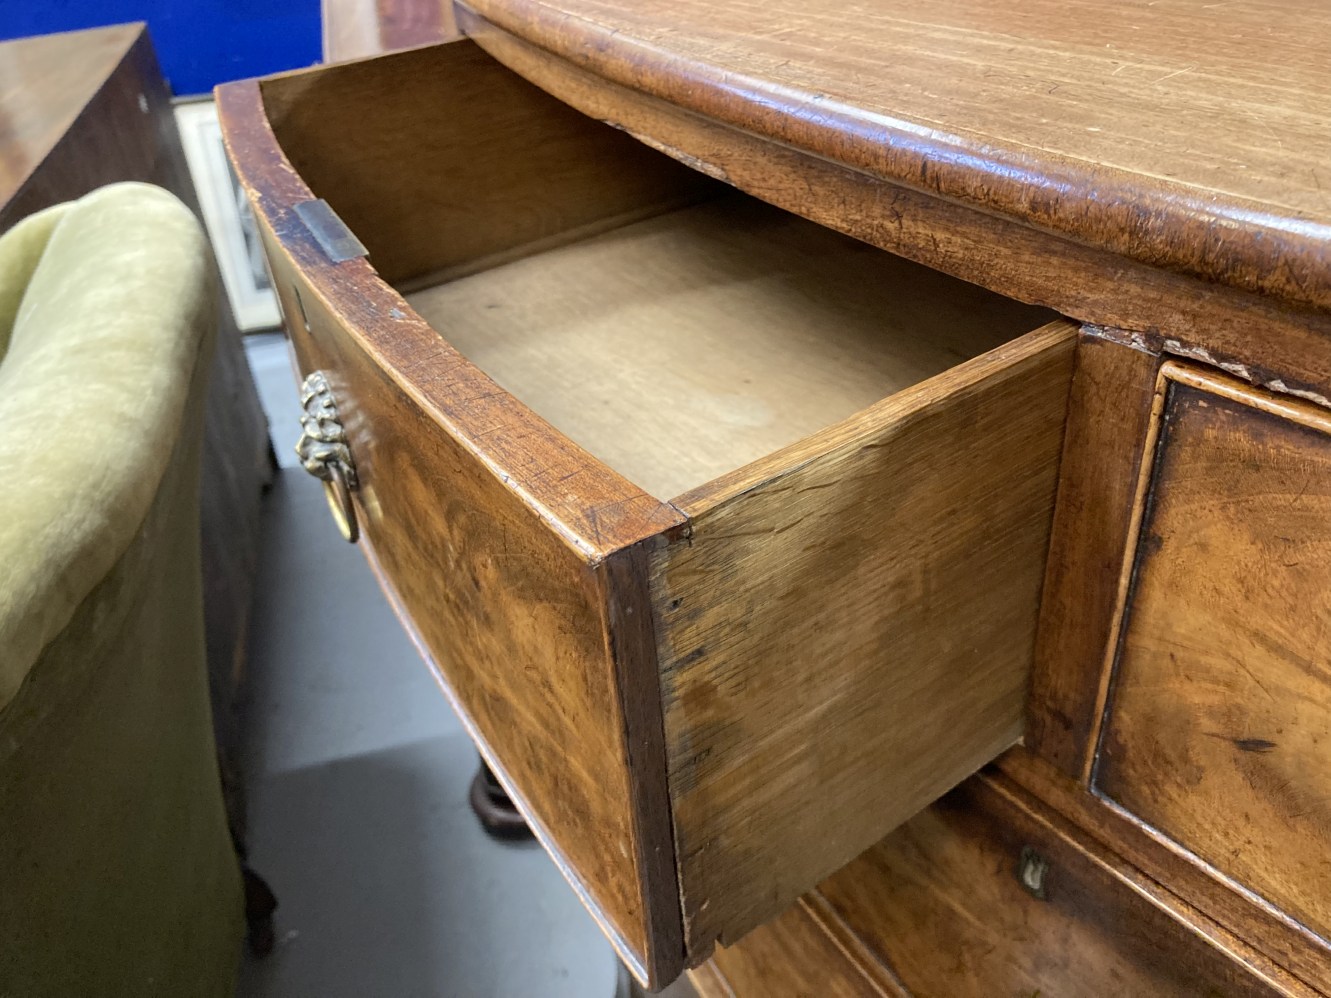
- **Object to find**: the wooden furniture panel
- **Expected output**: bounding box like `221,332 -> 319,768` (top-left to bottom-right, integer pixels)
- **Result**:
221,37 -> 1074,982
457,4 -> 1331,409
817,774 -> 1308,997
223,65 -> 709,983
407,193 -> 1052,501
692,769 -> 1312,996
1027,331 -> 1162,776
0,26 -> 141,211
698,899 -> 898,998
686,963 -> 732,998
652,322 -> 1075,952
1000,748 -> 1331,992
257,210 -> 683,983
1095,362 -> 1331,947
257,41 -> 718,288
461,0 -> 1331,314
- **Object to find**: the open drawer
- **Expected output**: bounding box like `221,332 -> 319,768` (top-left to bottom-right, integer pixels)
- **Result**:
219,38 -> 1075,986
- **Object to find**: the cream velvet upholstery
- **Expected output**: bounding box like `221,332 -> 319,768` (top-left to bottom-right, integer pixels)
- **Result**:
0,183 -> 243,995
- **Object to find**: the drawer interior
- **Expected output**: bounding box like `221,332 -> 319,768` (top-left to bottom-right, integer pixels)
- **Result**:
261,41 -> 1053,504
405,192 -> 1049,500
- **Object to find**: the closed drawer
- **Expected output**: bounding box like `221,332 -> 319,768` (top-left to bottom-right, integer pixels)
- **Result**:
1095,361 -> 1331,947
219,39 -> 1074,985
694,773 -> 1300,996
750,774 -> 1296,997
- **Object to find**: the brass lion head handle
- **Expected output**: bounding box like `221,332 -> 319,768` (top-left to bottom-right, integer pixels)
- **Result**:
296,370 -> 359,543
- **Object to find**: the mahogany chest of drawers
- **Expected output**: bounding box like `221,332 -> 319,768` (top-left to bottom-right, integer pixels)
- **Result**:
221,2 -> 1331,992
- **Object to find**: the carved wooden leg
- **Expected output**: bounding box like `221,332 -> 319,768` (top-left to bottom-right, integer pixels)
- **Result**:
469,757 -> 533,840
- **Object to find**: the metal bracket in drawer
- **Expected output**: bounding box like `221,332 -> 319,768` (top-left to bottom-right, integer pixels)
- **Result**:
293,199 -> 367,263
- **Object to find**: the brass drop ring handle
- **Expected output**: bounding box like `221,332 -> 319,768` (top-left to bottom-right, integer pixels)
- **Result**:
296,370 -> 360,543
322,460 -> 358,543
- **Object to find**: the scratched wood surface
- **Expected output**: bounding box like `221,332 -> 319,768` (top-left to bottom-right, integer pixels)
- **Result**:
1095,363 -> 1331,947
408,192 -> 1049,500
651,321 -> 1076,953
463,0 -> 1331,315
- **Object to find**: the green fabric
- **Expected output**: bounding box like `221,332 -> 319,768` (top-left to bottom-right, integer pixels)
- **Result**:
0,183 -> 243,996
0,184 -> 211,704
0,204 -> 64,363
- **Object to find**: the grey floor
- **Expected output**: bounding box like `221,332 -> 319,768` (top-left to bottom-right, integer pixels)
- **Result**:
235,334 -> 698,997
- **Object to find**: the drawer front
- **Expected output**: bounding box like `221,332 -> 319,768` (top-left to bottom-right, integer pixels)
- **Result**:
1095,363 -> 1331,944
224,79 -> 689,980
816,774 -> 1296,997
265,239 -> 683,979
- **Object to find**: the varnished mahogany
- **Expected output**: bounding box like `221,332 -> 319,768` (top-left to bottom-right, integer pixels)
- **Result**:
226,1 -> 1331,991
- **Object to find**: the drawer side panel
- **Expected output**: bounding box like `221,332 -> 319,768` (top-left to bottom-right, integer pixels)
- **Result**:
651,321 -> 1077,953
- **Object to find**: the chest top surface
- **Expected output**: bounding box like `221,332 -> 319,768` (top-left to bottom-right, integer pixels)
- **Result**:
462,0 -> 1331,312
0,25 -> 143,210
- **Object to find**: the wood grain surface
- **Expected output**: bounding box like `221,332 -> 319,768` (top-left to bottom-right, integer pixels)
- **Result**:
462,0 -> 1331,315
224,18 -> 1331,986
703,898 -> 900,998
408,193 -> 1050,500
1001,747 -> 1331,992
272,235 -> 681,983
1026,332 -> 1161,776
220,71 -> 683,559
457,7 -> 1331,411
816,774 -> 1311,997
684,962 -> 732,998
651,321 -> 1076,953
0,26 -> 141,210
258,40 -> 716,288
1095,364 -> 1331,947
219,75 -> 688,985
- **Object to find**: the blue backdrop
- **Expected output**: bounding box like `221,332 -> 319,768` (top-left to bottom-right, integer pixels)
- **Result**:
0,0 -> 321,96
